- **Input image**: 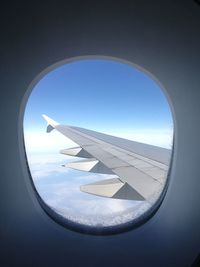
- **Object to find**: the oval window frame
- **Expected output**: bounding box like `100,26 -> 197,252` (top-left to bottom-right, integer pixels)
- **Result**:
19,55 -> 175,235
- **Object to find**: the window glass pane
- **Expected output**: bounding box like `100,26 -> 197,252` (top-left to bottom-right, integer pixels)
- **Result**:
24,58 -> 173,232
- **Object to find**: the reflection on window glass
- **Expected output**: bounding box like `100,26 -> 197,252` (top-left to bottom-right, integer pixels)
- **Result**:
24,58 -> 173,231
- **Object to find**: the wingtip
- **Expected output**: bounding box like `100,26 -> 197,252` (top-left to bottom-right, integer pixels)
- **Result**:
42,114 -> 48,120
42,114 -> 59,127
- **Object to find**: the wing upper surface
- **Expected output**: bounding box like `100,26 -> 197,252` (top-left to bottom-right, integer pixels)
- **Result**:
43,115 -> 171,201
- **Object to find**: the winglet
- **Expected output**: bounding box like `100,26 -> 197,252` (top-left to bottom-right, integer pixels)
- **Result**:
42,114 -> 59,133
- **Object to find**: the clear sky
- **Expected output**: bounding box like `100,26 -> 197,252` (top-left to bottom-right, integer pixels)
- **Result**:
24,59 -> 173,133
23,58 -> 173,228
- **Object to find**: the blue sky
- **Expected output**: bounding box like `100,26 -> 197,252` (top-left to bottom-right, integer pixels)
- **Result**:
23,58 -> 173,228
24,59 -> 173,133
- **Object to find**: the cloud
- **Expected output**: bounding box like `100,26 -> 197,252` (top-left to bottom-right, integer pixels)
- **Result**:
27,153 -> 71,180
26,152 -> 138,219
33,172 -> 152,227
26,149 -> 165,227
24,130 -> 77,154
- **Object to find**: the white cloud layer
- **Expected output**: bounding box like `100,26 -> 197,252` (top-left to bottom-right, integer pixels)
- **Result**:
24,130 -> 77,154
26,151 -> 165,227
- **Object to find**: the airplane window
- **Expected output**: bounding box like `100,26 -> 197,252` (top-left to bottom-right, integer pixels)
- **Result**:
23,57 -> 174,234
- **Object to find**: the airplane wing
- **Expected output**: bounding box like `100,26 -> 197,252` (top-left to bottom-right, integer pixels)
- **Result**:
42,115 -> 171,201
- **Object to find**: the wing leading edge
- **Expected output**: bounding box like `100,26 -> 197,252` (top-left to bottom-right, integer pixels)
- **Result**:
42,115 -> 170,201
